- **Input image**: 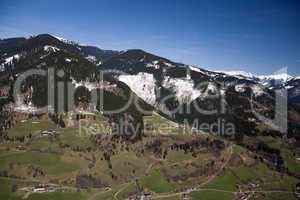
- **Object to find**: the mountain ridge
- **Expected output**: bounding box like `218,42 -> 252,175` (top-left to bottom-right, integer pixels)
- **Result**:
2,33 -> 298,78
1,33 -> 299,139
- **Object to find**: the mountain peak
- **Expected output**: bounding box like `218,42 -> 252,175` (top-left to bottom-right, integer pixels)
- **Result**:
54,35 -> 81,45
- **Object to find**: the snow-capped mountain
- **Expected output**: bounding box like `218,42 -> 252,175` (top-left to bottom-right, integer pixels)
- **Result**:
0,34 -> 299,137
217,70 -> 295,89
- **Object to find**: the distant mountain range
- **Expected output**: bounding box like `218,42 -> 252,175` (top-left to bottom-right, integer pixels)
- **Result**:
216,70 -> 299,89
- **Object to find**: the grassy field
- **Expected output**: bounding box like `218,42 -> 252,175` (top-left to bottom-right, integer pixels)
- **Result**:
58,112 -> 111,149
6,119 -> 57,137
0,151 -> 80,176
155,196 -> 180,200
143,112 -> 186,135
58,127 -> 94,148
190,190 -> 234,200
0,177 -> 116,200
0,178 -> 23,200
281,148 -> 300,175
26,192 -> 88,200
262,192 -> 298,200
28,137 -> 61,153
256,123 -> 272,132
140,170 -> 175,193
205,169 -> 237,191
190,163 -> 298,200
256,136 -> 300,175
189,142 -> 299,200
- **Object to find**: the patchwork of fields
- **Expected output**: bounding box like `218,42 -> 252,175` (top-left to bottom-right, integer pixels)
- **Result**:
0,113 -> 299,200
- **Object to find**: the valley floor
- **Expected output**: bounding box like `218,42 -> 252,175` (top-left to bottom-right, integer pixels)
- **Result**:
0,114 -> 299,200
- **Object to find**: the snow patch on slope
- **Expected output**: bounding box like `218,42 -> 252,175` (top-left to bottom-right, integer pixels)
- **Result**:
162,77 -> 202,103
44,45 -> 60,52
285,85 -> 294,90
189,65 -> 202,73
164,62 -> 174,67
85,55 -> 97,63
235,84 -> 246,93
234,83 -> 264,96
217,70 -> 255,78
294,76 -> 300,80
71,79 -> 97,91
14,94 -> 37,113
54,36 -> 80,45
146,60 -> 160,69
118,72 -> 157,105
0,54 -> 21,71
251,85 -> 264,97
191,65 -> 218,77
14,104 -> 37,113
206,82 -> 217,94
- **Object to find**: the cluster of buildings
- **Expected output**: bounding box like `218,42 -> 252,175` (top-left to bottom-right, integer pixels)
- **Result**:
40,129 -> 57,137
19,184 -> 55,194
127,192 -> 152,200
33,185 -> 55,193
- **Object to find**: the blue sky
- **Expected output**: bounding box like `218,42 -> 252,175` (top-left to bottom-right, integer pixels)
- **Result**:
0,0 -> 299,75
